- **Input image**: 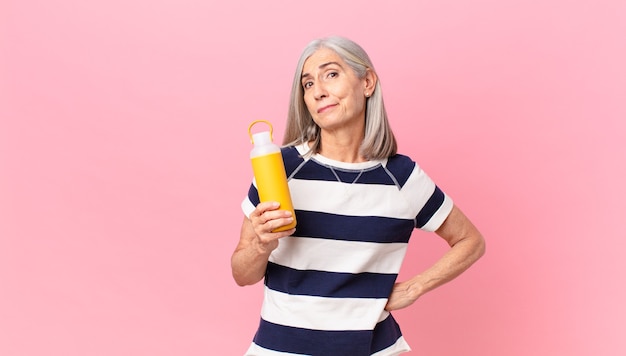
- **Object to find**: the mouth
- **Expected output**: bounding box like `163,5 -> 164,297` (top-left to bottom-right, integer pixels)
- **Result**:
317,104 -> 337,113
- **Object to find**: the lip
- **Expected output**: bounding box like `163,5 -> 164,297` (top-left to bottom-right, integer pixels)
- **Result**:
317,104 -> 337,113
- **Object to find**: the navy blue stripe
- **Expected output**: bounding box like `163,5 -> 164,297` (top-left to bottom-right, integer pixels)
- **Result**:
270,148 -> 417,187
253,315 -> 403,355
282,146 -> 306,177
415,185 -> 445,228
295,210 -> 414,243
293,161 -> 398,186
352,165 -> 397,185
384,154 -> 416,188
371,314 -> 404,353
247,184 -> 260,206
265,262 -> 397,299
292,160 -> 338,181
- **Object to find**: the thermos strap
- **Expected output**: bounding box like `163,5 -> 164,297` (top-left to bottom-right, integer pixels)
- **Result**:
248,120 -> 273,144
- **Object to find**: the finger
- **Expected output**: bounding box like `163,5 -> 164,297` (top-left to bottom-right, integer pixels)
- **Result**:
256,201 -> 280,214
258,211 -> 266,224
256,202 -> 288,222
259,217 -> 294,236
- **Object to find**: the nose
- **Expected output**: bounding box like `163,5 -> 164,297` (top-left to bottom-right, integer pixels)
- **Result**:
313,82 -> 327,100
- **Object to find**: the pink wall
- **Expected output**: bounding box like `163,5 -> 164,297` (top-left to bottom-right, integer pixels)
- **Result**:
2,0 -> 625,355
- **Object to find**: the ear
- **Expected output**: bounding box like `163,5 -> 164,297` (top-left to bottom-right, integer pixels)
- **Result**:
363,68 -> 377,96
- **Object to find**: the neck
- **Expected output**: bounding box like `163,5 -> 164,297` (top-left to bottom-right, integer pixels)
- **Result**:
316,133 -> 367,163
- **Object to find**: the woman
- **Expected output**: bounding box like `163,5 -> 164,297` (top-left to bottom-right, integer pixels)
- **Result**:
231,36 -> 486,355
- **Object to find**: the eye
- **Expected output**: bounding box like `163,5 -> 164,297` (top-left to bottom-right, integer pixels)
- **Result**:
303,81 -> 313,89
327,71 -> 338,79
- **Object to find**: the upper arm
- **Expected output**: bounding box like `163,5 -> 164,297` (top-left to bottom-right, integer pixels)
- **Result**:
435,205 -> 484,248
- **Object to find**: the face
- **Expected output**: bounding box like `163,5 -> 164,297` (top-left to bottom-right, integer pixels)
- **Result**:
301,48 -> 373,133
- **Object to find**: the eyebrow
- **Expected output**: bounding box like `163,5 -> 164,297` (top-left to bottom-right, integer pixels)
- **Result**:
301,61 -> 343,80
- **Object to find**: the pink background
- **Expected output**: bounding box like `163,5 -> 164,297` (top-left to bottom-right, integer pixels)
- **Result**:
2,0 -> 625,355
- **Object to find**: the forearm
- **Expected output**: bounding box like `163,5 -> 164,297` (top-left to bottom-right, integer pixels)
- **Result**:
409,234 -> 485,297
231,242 -> 273,286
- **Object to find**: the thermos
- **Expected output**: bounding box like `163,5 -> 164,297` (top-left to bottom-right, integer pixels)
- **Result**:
248,120 -> 297,232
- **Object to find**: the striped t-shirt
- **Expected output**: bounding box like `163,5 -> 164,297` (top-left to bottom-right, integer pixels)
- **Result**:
241,143 -> 453,356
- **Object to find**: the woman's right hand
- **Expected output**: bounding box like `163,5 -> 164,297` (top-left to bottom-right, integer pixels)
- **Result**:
249,201 -> 295,252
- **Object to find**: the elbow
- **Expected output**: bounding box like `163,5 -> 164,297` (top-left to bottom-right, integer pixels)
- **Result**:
231,270 -> 263,287
475,233 -> 486,260
231,270 -> 251,287
233,279 -> 249,287
232,273 -> 246,287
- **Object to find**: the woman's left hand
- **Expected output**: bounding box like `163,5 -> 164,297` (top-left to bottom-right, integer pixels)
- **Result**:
385,280 -> 422,311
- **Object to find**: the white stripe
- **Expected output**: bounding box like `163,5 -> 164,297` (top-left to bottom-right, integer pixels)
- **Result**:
290,178 -> 427,219
371,335 -> 411,356
244,343 -> 308,356
270,236 -> 408,274
242,197 -> 256,217
400,166 -> 437,212
261,288 -> 390,331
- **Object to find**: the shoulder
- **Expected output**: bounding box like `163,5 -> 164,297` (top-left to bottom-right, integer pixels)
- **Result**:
383,154 -> 417,188
281,145 -> 305,174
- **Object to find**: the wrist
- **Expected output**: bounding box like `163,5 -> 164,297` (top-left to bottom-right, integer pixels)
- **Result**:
254,238 -> 278,255
407,276 -> 427,299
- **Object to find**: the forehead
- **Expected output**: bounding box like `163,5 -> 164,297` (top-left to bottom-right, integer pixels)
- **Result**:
302,48 -> 345,72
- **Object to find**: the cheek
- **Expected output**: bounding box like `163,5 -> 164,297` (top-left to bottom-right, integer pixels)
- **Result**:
347,92 -> 365,112
303,95 -> 316,113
